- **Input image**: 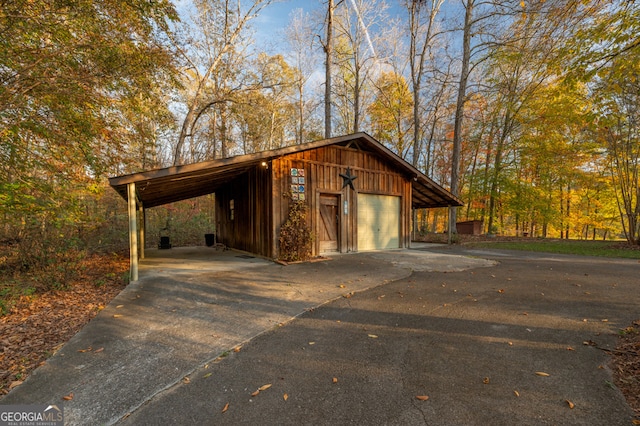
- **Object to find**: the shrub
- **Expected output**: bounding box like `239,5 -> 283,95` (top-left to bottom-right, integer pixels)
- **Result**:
278,200 -> 314,262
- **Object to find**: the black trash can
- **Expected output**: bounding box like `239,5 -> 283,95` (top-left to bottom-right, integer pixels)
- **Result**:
205,233 -> 215,247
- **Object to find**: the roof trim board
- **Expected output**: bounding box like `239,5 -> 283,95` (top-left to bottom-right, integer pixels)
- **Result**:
109,132 -> 463,209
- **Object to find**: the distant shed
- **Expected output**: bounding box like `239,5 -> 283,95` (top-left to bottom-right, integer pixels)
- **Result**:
456,220 -> 484,235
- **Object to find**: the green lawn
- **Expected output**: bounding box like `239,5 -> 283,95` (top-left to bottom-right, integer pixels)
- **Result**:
466,239 -> 640,259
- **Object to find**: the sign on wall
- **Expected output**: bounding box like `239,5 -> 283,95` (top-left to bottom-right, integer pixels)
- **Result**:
290,168 -> 306,200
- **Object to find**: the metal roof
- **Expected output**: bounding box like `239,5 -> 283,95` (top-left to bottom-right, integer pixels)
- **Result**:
108,133 -> 463,209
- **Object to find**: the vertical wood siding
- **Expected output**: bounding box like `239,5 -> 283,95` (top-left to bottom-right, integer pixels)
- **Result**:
216,164 -> 272,257
273,145 -> 412,257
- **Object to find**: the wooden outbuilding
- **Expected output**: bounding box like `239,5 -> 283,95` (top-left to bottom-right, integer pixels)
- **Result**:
109,133 -> 462,279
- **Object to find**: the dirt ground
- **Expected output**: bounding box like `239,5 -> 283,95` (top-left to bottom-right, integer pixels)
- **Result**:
0,254 -> 129,396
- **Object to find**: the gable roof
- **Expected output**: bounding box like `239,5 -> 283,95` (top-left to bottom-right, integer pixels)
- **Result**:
108,132 -> 462,209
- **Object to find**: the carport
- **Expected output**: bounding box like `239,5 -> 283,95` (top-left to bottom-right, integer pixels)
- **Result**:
109,133 -> 462,280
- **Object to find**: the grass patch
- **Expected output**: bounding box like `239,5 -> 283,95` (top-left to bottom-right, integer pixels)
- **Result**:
466,239 -> 640,259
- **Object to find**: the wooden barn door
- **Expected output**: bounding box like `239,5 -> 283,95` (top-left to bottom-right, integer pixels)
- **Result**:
319,194 -> 340,253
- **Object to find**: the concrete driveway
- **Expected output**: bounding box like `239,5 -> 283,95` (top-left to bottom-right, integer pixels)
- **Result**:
3,245 -> 639,425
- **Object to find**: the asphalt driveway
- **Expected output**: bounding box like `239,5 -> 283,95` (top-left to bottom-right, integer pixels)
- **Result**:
3,245 -> 639,425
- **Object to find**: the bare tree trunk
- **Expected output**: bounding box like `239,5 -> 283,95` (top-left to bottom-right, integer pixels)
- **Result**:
324,0 -> 334,139
449,0 -> 474,242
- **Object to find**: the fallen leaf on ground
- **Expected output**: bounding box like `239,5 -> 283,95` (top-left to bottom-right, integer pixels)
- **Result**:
415,395 -> 429,401
368,334 -> 378,339
514,390 -> 520,397
78,347 -> 92,353
62,392 -> 74,401
183,377 -> 190,384
112,314 -> 123,318
233,346 -> 242,352
203,373 -> 212,379
94,347 -> 104,353
9,381 -> 22,390
565,400 -> 575,409
251,390 -> 260,397
283,393 -> 288,401
535,372 -> 550,377
258,384 -> 272,391
483,377 -> 490,384
566,347 -> 575,351
332,377 -> 338,384
221,402 -> 229,413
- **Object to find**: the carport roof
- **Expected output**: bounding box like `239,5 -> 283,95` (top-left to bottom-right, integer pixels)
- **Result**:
109,133 -> 463,209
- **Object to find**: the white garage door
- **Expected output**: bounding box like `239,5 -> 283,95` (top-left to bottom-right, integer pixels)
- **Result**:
357,194 -> 400,251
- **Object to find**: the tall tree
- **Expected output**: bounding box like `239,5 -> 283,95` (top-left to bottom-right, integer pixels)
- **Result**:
405,0 -> 445,167
285,8 -> 322,144
171,0 -> 273,165
0,0 -> 178,235
333,0 -> 388,134
369,71 -> 414,158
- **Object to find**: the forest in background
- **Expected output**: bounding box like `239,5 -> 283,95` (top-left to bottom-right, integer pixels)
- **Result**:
1,0 -> 639,291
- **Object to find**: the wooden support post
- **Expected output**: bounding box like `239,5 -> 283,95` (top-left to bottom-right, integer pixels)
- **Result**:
139,204 -> 145,259
127,183 -> 139,281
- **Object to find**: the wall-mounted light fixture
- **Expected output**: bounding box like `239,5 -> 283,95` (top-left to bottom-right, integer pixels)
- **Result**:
261,161 -> 269,169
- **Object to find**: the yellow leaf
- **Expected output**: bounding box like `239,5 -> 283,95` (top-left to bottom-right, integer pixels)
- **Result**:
283,393 -> 289,401
368,334 -> 378,339
113,314 -> 123,318
520,0 -> 525,7
535,372 -> 550,376
258,384 -> 272,391
221,402 -> 229,413
233,346 -> 242,352
415,395 -> 429,401
203,373 -> 212,378
116,305 -> 124,308
514,390 -> 520,397
565,400 -> 575,409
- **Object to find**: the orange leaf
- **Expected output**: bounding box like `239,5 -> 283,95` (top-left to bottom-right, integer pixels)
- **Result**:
332,377 -> 338,384
283,393 -> 289,401
251,390 -> 260,397
483,377 -> 490,384
565,400 -> 575,409
221,402 -> 229,413
415,395 -> 429,401
535,372 -> 549,376
62,392 -> 74,401
258,384 -> 272,391
94,347 -> 104,353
